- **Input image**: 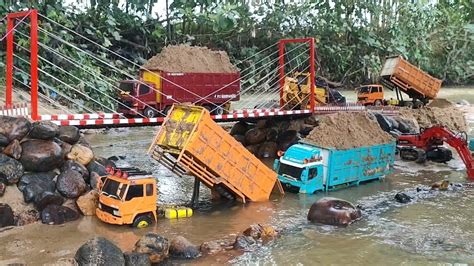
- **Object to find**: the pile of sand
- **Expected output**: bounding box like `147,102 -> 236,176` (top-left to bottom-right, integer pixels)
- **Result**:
305,112 -> 394,149
142,44 -> 239,73
427,98 -> 454,108
399,106 -> 467,132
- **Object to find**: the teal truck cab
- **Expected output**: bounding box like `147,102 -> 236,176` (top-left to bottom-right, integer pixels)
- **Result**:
273,141 -> 396,193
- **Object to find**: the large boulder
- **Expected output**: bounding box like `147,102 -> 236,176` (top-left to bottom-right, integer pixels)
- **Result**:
169,236 -> 200,259
57,169 -> 87,198
0,116 -> 31,141
34,191 -> 64,211
95,157 -> 116,169
22,177 -> 56,204
75,237 -> 125,266
62,160 -> 89,182
58,126 -> 80,144
307,197 -> 361,226
0,133 -> 9,147
67,144 -> 94,166
20,139 -> 64,172
3,139 -> 22,160
134,233 -> 170,264
0,203 -> 14,227
41,204 -> 80,225
76,190 -> 98,216
123,252 -> 151,266
17,171 -> 56,192
0,154 -> 24,184
230,121 -> 249,136
87,160 -> 107,177
257,142 -> 278,158
28,121 -> 59,140
233,235 -> 256,250
276,130 -> 299,151
245,128 -> 267,145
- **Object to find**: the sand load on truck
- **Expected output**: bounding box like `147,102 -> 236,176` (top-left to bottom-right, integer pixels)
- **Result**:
304,112 -> 394,150
142,44 -> 239,73
399,106 -> 467,133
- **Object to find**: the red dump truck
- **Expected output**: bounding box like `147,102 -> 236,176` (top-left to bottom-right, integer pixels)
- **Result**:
148,104 -> 283,203
118,70 -> 240,117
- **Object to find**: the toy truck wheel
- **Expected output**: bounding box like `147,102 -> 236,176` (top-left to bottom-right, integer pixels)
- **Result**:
132,214 -> 153,228
374,99 -> 382,106
144,107 -> 157,118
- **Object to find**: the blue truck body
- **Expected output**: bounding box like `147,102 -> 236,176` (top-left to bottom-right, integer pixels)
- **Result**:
273,141 -> 396,194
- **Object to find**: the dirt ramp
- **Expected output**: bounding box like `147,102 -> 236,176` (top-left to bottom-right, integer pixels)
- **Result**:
399,106 -> 467,132
427,98 -> 454,108
304,112 -> 394,150
142,44 -> 239,73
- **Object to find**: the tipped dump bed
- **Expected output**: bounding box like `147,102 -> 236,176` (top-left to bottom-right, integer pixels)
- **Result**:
380,56 -> 441,100
149,105 -> 282,203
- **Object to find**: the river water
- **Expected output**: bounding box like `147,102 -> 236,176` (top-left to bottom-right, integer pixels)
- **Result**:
0,89 -> 473,265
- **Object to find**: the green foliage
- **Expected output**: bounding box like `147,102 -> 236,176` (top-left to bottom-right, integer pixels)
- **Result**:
0,0 -> 472,112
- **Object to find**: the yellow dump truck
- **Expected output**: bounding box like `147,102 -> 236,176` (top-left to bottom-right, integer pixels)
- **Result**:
148,105 -> 283,203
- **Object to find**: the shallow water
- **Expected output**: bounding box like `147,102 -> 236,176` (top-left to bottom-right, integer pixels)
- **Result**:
1,89 -> 474,265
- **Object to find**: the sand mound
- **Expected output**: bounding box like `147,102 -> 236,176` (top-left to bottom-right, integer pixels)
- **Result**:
304,112 -> 394,149
399,106 -> 467,132
427,98 -> 454,108
0,185 -> 35,214
142,44 -> 239,73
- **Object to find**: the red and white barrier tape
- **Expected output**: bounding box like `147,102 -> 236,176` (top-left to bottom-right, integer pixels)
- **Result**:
0,103 -> 29,117
38,113 -> 121,121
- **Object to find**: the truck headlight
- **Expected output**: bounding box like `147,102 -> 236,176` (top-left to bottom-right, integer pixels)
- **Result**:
98,203 -> 102,209
113,209 -> 121,216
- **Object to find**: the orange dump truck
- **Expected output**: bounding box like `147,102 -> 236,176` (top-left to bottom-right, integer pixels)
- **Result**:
379,55 -> 442,105
148,104 -> 282,203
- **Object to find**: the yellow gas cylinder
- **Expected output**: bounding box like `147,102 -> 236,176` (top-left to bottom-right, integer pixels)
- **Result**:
164,207 -> 193,219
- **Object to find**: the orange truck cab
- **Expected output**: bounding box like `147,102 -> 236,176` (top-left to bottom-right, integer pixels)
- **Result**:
96,170 -> 158,228
356,84 -> 384,106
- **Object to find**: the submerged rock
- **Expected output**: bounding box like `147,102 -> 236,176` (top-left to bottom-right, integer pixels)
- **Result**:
233,235 -> 256,250
395,192 -> 411,203
134,233 -> 170,264
0,154 -> 24,184
59,126 -> 80,144
76,190 -> 98,216
0,116 -> 31,141
0,203 -> 14,227
41,205 -> 79,225
75,237 -> 125,266
3,139 -> 22,160
124,252 -> 150,266
28,121 -> 59,140
57,169 -> 87,198
307,197 -> 361,226
169,236 -> 200,259
20,139 -> 63,172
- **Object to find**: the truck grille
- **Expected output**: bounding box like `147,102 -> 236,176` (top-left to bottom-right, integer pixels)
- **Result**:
99,203 -> 120,217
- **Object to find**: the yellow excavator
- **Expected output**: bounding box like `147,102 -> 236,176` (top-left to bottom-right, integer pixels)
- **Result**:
282,72 -> 346,110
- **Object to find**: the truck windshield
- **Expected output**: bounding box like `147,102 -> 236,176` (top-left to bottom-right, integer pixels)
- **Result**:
119,82 -> 134,94
278,163 -> 303,181
101,179 -> 124,200
357,86 -> 370,93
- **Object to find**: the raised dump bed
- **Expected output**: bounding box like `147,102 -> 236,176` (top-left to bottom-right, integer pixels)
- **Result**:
148,104 -> 282,203
274,141 -> 396,194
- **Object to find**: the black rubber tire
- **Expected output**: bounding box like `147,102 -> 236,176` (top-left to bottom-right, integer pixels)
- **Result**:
213,106 -> 224,115
162,105 -> 172,116
215,185 -> 236,201
143,107 -> 156,118
374,99 -> 383,106
132,214 -> 153,228
404,101 -> 414,109
413,100 -> 423,109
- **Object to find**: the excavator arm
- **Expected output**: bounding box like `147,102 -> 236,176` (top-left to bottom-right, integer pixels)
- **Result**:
398,126 -> 474,180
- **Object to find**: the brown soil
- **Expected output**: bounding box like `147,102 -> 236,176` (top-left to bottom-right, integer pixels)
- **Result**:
427,98 -> 454,108
399,106 -> 468,132
142,44 -> 239,73
0,185 -> 35,215
304,112 -> 394,149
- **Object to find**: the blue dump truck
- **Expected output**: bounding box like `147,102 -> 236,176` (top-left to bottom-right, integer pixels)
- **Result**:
273,141 -> 396,193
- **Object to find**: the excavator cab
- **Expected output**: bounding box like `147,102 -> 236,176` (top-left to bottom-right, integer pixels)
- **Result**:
282,72 -> 327,110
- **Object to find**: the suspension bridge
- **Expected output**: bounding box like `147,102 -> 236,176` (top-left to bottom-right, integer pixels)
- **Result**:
1,9 -> 398,128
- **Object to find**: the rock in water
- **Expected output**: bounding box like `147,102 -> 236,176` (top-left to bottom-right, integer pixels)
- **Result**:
134,233 -> 170,264
28,121 -> 59,140
57,169 -> 87,198
0,154 -> 24,184
230,121 -> 249,136
76,190 -> 98,216
169,236 -> 200,259
20,139 -> 63,172
307,197 -> 361,226
41,205 -> 79,225
395,192 -> 411,203
245,128 -> 267,145
0,133 -> 9,147
258,142 -> 278,158
233,235 -> 256,250
59,126 -> 80,144
123,252 -> 151,266
0,116 -> 31,141
0,203 -> 14,227
67,144 -> 94,166
75,237 -> 125,266
3,139 -> 22,160
15,209 -> 40,226
62,160 -> 90,182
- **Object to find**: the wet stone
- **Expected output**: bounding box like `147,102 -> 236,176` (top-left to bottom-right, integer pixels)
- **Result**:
0,133 -> 9,147
41,205 -> 80,225
0,203 -> 14,227
0,116 -> 31,141
0,154 -> 24,185
87,160 -> 107,177
67,144 -> 94,166
0,182 -> 5,197
3,139 -> 22,160
58,126 -> 80,144
56,169 -> 87,198
34,191 -> 64,211
169,236 -> 200,259
233,235 -> 256,250
395,192 -> 411,204
124,252 -> 151,266
307,197 -> 362,226
22,179 -> 56,204
17,172 -> 56,192
76,190 -> 98,216
75,237 -> 125,266
134,233 -> 170,264
62,160 -> 90,183
28,121 -> 59,140
20,139 -> 63,172
245,128 -> 267,145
